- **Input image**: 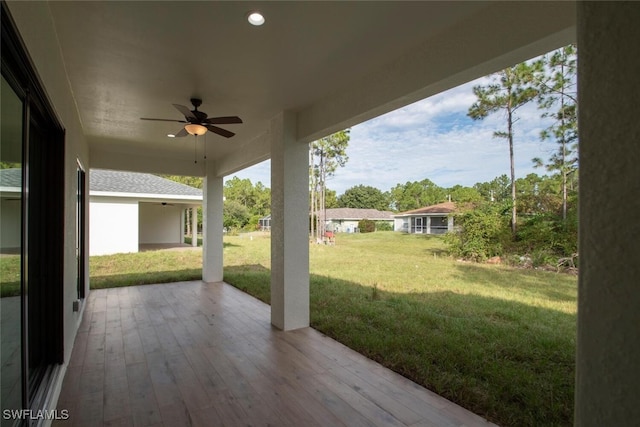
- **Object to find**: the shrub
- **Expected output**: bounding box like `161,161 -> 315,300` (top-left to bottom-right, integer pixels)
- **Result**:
444,202 -> 510,261
375,221 -> 393,231
358,219 -> 376,233
513,211 -> 578,265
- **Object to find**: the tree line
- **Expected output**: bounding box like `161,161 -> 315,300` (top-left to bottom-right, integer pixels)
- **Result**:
164,44 -> 578,266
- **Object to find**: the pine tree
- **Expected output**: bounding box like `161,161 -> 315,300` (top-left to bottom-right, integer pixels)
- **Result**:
532,44 -> 578,221
468,63 -> 539,237
309,130 -> 349,242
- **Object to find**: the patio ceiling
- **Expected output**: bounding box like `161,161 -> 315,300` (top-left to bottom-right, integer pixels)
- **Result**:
45,1 -> 575,177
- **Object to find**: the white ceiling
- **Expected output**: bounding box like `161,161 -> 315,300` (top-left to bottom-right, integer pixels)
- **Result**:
44,1 -> 576,177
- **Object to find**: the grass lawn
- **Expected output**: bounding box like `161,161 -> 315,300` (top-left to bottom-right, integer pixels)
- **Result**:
224,232 -> 576,427
1,232 -> 577,426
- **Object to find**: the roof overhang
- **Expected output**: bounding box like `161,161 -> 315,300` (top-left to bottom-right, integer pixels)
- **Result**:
6,1 -> 576,177
90,191 -> 202,205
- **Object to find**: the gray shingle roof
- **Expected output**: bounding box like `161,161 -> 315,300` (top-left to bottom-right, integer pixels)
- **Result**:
325,208 -> 395,220
0,168 -> 21,188
90,169 -> 202,197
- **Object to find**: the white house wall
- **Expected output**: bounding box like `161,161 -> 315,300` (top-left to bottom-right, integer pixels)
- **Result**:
0,199 -> 21,250
89,198 -> 138,255
139,203 -> 182,245
394,218 -> 408,232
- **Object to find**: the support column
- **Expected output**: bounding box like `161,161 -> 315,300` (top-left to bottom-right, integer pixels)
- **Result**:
270,111 -> 309,331
203,162 -> 224,282
576,2 -> 640,425
181,208 -> 186,243
191,206 -> 198,247
426,217 -> 431,234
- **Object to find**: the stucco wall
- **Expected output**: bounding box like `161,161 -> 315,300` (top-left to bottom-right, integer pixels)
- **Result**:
89,198 -> 139,255
139,203 -> 182,244
576,2 -> 640,425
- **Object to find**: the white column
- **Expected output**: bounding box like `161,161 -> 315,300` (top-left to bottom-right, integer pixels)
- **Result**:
181,208 -> 186,243
191,206 -> 198,247
426,216 -> 431,234
576,3 -> 640,425
203,162 -> 224,282
447,215 -> 454,232
270,111 -> 309,331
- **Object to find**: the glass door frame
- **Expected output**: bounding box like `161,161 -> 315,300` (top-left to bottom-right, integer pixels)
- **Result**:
2,1 -> 66,416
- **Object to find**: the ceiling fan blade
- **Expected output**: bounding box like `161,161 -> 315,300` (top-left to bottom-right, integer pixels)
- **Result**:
173,104 -> 197,120
141,118 -> 187,123
205,124 -> 235,138
206,116 -> 243,125
174,128 -> 188,137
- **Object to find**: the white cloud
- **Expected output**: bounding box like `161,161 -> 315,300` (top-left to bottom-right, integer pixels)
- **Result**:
229,68 -> 560,196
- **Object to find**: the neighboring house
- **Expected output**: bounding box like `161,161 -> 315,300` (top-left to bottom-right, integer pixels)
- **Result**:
258,214 -> 271,231
323,208 -> 395,233
0,168 -> 22,253
90,169 -> 202,255
394,201 -> 456,234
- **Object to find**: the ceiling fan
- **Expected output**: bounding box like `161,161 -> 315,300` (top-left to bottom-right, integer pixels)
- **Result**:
141,98 -> 242,138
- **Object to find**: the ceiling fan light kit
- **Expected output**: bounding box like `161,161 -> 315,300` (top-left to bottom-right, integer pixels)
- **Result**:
184,123 -> 207,136
140,98 -> 242,139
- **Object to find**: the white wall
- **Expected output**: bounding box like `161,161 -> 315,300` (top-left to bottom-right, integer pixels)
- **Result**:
0,198 -> 21,250
89,198 -> 138,255
139,203 -> 182,244
394,217 -> 408,232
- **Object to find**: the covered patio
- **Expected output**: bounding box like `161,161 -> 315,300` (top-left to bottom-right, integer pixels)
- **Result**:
2,1 -> 639,425
54,281 -> 494,427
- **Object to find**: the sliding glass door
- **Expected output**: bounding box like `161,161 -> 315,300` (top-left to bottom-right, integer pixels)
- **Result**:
1,4 -> 66,422
0,72 -> 24,427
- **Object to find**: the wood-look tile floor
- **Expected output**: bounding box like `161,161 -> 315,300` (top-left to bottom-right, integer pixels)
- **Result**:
54,281 -> 497,427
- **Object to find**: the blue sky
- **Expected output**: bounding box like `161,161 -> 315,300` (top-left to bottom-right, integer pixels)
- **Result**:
226,74 -> 556,195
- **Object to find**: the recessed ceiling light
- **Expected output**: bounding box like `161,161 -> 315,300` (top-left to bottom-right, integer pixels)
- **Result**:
247,11 -> 265,26
167,133 -> 176,138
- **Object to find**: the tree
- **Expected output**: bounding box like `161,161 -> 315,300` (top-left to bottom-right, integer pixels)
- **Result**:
224,177 -> 271,220
325,188 -> 339,209
223,199 -> 251,229
515,173 -> 562,215
532,44 -> 578,221
389,179 -> 445,212
161,175 -> 203,189
473,174 -> 511,203
468,63 -> 539,237
446,185 -> 483,203
309,130 -> 350,242
338,185 -> 389,210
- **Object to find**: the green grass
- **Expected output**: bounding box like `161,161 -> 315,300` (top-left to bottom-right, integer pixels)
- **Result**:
0,255 -> 20,297
1,232 -> 577,426
224,232 -> 576,427
90,250 -> 203,289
